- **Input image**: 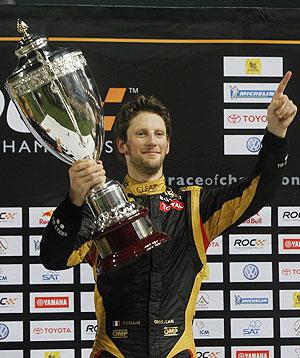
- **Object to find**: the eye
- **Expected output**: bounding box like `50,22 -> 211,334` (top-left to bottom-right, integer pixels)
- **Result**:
136,131 -> 145,136
155,131 -> 165,137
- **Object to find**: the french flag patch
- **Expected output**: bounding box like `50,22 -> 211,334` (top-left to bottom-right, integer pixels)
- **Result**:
112,320 -> 121,327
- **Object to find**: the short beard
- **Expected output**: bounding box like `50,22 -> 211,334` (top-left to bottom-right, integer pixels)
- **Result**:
129,155 -> 165,177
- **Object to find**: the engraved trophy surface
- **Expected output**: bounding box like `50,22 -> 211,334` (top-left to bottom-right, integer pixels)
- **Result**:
6,20 -> 169,272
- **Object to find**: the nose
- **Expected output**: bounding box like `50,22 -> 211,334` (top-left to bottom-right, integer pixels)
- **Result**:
145,132 -> 157,146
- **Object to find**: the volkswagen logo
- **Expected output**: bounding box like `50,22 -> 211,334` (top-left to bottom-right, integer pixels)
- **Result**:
243,264 -> 259,280
0,238 -> 8,251
0,323 -> 9,340
246,137 -> 262,153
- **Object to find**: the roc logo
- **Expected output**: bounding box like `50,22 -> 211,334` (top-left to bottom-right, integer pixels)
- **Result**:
245,58 -> 261,75
293,292 -> 300,308
164,326 -> 179,336
112,328 -> 128,339
0,212 -> 16,221
44,352 -> 60,358
103,88 -> 127,131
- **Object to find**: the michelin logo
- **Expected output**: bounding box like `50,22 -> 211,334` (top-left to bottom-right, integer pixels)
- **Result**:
230,86 -> 274,99
224,83 -> 278,103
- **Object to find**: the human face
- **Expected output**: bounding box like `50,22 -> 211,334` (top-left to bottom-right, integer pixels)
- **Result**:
117,111 -> 170,180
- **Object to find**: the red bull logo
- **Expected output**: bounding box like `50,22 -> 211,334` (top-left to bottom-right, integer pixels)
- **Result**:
42,211 -> 53,217
39,210 -> 54,225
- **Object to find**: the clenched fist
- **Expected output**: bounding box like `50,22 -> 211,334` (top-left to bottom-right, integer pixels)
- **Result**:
69,159 -> 106,207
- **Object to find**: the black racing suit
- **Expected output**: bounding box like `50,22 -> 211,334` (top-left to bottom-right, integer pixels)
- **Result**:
40,131 -> 288,358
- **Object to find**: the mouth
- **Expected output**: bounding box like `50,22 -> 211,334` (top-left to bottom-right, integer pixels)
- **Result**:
142,151 -> 160,155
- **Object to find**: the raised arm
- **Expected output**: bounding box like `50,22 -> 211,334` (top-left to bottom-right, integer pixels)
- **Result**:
200,71 -> 297,242
267,71 -> 297,138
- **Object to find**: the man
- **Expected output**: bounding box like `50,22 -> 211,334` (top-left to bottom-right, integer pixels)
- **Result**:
40,71 -> 297,358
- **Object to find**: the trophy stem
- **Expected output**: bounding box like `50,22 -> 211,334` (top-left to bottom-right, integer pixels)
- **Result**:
86,180 -> 139,227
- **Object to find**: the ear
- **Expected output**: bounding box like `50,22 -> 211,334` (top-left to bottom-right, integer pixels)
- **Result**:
116,137 -> 127,155
166,138 -> 170,155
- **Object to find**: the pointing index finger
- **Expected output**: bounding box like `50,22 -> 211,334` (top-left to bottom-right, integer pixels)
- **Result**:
275,71 -> 292,95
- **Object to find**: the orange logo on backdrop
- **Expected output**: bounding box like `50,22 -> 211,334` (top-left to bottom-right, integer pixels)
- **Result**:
103,88 -> 127,131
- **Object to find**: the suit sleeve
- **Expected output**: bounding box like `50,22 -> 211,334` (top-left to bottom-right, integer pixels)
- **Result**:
40,195 -> 96,270
200,130 -> 288,242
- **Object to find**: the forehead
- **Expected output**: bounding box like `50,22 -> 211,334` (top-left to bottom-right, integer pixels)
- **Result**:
128,111 -> 166,131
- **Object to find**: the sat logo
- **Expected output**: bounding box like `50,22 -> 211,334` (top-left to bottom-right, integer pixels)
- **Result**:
243,320 -> 261,335
42,271 -> 60,281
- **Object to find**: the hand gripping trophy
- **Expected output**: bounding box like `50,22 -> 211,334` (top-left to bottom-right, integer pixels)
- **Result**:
6,20 -> 169,272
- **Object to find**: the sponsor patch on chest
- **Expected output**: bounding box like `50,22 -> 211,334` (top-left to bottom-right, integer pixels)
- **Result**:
163,326 -> 179,336
159,199 -> 185,213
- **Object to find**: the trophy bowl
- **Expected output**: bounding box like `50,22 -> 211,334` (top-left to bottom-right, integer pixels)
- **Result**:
5,20 -> 169,272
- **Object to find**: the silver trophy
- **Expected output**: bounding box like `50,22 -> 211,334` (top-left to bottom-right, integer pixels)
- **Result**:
6,20 -> 169,272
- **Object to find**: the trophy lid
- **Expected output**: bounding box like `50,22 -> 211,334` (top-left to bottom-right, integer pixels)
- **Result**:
15,19 -> 48,59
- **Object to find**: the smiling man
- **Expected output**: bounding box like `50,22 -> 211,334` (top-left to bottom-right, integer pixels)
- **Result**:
41,72 -> 297,358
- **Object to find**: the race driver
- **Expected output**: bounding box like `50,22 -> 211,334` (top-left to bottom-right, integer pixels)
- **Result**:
40,71 -> 297,357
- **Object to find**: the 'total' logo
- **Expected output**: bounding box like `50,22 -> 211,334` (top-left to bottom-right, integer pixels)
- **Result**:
160,200 -> 184,213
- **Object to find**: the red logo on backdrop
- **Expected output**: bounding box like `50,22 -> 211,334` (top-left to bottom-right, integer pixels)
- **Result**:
42,211 -> 53,217
160,200 -> 184,213
243,211 -> 263,225
33,327 -> 43,334
283,238 -> 300,250
34,296 -> 69,308
282,268 -> 300,275
227,114 -> 241,123
236,351 -> 270,358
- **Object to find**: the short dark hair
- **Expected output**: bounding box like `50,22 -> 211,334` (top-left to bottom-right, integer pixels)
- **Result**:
114,95 -> 172,145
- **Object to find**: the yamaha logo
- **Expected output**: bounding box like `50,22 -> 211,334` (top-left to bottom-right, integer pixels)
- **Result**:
236,350 -> 270,358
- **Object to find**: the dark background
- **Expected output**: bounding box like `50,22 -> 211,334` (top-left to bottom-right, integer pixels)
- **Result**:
0,4 -> 300,358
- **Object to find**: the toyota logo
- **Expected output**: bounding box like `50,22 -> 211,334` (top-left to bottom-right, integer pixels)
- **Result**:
33,327 -> 43,334
228,114 -> 241,124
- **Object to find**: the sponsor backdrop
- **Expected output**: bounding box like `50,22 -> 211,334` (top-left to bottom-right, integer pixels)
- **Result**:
0,5 -> 300,358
